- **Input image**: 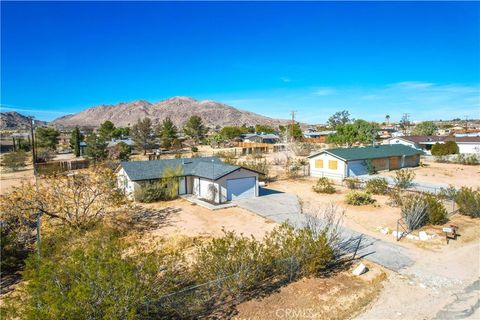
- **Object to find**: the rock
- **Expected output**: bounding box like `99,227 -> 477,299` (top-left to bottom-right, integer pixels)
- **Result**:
406,234 -> 420,240
380,227 -> 390,235
392,230 -> 404,238
352,263 -> 368,276
419,231 -> 429,241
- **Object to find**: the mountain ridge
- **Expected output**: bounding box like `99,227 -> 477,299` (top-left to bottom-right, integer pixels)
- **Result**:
51,96 -> 291,128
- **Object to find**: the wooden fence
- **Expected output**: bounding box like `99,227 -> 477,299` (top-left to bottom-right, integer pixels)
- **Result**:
36,159 -> 90,175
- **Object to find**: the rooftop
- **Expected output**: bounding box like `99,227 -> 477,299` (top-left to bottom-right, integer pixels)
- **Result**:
309,144 -> 424,161
120,156 -> 245,181
393,136 -> 480,144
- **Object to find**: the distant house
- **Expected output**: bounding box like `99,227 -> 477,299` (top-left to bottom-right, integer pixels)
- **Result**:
308,145 -> 423,180
241,133 -> 280,144
107,138 -> 135,148
303,130 -> 336,139
384,136 -> 480,154
116,157 -> 260,203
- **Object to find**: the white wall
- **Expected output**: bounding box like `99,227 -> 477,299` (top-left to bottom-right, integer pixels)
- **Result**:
458,143 -> 480,154
384,138 -> 420,150
116,168 -> 136,197
309,153 -> 347,180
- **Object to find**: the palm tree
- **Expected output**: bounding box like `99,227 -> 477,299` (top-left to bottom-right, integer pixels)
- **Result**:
385,115 -> 391,126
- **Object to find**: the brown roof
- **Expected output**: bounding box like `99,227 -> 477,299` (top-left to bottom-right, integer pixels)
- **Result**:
398,136 -> 480,144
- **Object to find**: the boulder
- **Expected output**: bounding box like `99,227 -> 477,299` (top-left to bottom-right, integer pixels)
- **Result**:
352,263 -> 368,276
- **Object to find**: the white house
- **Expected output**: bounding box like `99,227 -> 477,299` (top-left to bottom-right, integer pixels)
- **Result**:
384,136 -> 480,154
308,145 -> 423,180
116,157 -> 260,203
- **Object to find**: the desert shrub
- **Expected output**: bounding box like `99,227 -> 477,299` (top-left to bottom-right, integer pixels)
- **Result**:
290,142 -> 314,156
455,187 -> 480,218
1,150 -> 28,171
424,194 -> 448,225
345,191 -> 375,206
136,166 -> 182,203
365,178 -> 389,195
365,159 -> 377,175
444,141 -> 459,154
438,185 -> 457,201
401,195 -> 428,231
344,177 -> 360,189
387,188 -> 403,207
313,177 -> 336,194
35,148 -> 55,163
5,226 -> 186,320
191,146 -> 198,152
394,169 -> 415,189
238,158 -> 270,181
455,154 -> 479,165
401,194 -> 448,230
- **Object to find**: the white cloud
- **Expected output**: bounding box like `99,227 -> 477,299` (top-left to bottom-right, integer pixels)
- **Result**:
313,87 -> 336,96
280,76 -> 292,83
388,81 -> 435,90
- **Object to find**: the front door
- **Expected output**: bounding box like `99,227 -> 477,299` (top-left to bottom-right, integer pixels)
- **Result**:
178,176 -> 186,195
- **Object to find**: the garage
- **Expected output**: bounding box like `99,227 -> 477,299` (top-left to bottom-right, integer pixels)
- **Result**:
227,177 -> 256,201
347,160 -> 368,176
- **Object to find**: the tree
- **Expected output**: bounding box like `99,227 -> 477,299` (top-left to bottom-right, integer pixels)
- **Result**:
444,141 -> 459,154
85,133 -> 107,163
131,118 -> 155,155
98,120 -> 116,141
399,114 -> 410,134
108,142 -> 132,161
327,110 -> 351,129
36,127 -> 60,150
254,124 -> 276,134
183,115 -> 208,143
219,126 -> 248,140
412,121 -> 438,136
157,117 -> 178,149
327,119 -> 378,146
385,115 -> 390,126
0,168 -> 128,230
285,122 -> 303,140
69,127 -> 84,157
112,127 -> 130,139
1,150 -> 28,171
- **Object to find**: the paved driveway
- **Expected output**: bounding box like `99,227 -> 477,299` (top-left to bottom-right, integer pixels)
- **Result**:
235,189 -> 414,271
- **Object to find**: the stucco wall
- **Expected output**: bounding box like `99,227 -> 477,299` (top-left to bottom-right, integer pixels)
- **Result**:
309,153 -> 347,180
458,143 -> 480,154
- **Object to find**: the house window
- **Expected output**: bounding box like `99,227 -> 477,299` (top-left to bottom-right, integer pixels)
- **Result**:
328,160 -> 338,170
315,160 -> 324,168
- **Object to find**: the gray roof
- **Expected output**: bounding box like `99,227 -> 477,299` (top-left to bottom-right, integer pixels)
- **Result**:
309,145 -> 424,161
242,133 -> 280,139
107,138 -> 135,148
120,157 -> 247,181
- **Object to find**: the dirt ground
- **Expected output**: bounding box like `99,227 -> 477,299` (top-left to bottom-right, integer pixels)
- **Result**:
234,263 -> 387,320
379,159 -> 480,188
139,199 -> 276,240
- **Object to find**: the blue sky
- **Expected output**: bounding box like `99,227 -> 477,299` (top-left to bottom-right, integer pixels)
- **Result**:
1,1 -> 479,123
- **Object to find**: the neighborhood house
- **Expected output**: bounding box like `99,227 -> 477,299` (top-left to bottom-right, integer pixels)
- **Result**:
383,136 -> 480,154
308,145 -> 423,180
240,133 -> 280,144
116,157 -> 260,203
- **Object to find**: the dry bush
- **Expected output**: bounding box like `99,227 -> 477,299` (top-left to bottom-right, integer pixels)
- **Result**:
313,177 -> 336,194
345,191 -> 375,206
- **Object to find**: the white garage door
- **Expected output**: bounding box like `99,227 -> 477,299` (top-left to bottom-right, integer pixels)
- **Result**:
227,177 -> 256,201
348,160 -> 368,176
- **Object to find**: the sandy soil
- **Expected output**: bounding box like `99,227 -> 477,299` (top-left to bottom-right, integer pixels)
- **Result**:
0,164 -> 34,195
234,263 -> 387,320
379,160 -> 480,188
139,198 -> 276,240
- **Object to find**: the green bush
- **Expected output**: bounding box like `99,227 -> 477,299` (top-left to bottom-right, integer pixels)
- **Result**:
365,159 -> 377,175
135,166 -> 182,202
432,141 -> 459,156
365,178 -> 389,195
345,191 -> 375,206
313,177 -> 336,194
455,154 -> 479,165
344,177 -> 360,189
191,146 -> 198,152
1,150 -> 28,171
455,187 -> 480,218
424,194 -> 448,225
6,226 -> 185,320
394,169 -> 416,189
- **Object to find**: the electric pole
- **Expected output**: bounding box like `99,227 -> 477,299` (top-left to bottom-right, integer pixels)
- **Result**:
29,117 -> 41,258
290,110 -> 297,142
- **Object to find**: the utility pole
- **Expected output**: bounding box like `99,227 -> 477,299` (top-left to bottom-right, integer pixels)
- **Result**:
402,113 -> 410,135
290,111 -> 297,142
30,117 -> 41,258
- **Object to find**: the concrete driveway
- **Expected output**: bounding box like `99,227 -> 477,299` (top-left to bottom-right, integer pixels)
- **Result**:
235,188 -> 414,271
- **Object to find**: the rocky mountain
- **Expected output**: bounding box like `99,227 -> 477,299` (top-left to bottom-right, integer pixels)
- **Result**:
0,112 -> 48,130
51,97 -> 290,128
